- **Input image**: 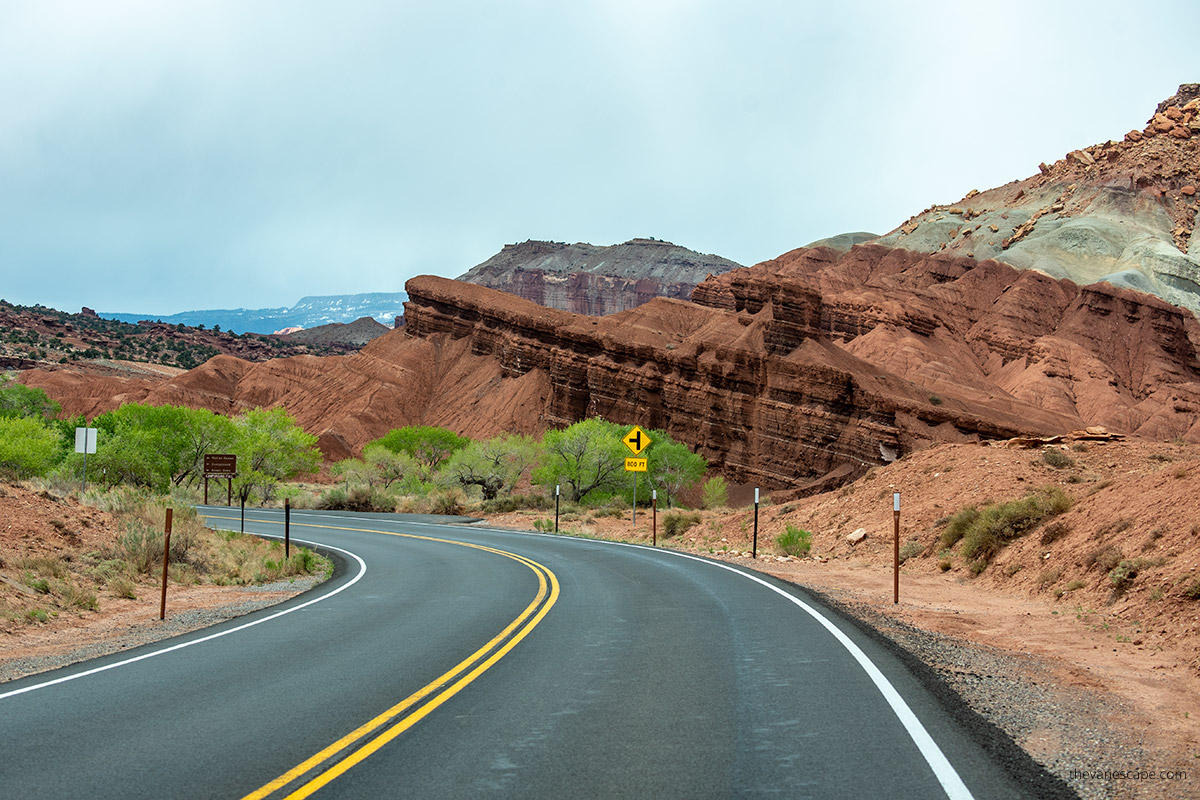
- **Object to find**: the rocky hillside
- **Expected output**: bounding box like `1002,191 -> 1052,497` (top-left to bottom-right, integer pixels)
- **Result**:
0,300 -> 362,373
281,317 -> 391,347
456,238 -> 743,315
875,84 -> 1199,313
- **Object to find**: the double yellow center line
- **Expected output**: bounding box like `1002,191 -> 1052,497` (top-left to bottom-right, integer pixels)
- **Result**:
206,515 -> 560,800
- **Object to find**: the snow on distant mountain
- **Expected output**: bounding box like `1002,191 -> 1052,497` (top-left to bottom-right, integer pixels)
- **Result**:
102,292 -> 408,334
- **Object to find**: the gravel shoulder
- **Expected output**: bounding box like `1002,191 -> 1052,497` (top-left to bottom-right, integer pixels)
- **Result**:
0,576 -> 322,684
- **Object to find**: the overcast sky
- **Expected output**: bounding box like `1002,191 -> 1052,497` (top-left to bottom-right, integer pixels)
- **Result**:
2,1 -> 1197,315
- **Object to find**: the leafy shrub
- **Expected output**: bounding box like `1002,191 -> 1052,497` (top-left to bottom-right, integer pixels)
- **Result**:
701,476 -> 729,509
532,518 -> 555,532
776,524 -> 812,557
938,558 -> 952,572
662,511 -> 702,538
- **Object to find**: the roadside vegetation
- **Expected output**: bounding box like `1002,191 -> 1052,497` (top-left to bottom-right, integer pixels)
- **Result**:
937,486 -> 1073,574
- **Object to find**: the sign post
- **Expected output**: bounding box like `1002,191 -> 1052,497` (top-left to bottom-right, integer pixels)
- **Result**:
204,454 -> 237,506
74,427 -> 97,492
159,508 -> 173,621
622,426 -> 651,526
893,492 -> 901,605
554,484 -> 560,533
753,487 -> 760,559
652,488 -> 657,546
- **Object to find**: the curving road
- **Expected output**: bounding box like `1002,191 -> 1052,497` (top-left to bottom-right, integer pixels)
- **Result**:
0,508 -> 1074,799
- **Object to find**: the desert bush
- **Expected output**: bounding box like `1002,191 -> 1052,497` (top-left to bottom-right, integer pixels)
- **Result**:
108,576 -> 137,599
938,558 -> 952,572
118,519 -> 165,574
701,476 -> 729,509
317,486 -> 394,512
959,487 -> 1073,564
1084,545 -> 1123,573
1004,563 -> 1024,577
479,493 -> 553,513
1184,577 -> 1200,600
776,524 -> 812,557
1042,449 -> 1074,469
1040,521 -> 1072,545
429,488 -> 466,516
1065,579 -> 1086,591
939,506 -> 980,548
1037,568 -> 1062,587
1109,559 -> 1144,593
532,518 -> 555,532
898,541 -> 924,563
662,511 -> 702,538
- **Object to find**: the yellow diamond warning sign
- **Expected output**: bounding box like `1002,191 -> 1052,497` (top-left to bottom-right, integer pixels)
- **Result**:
622,426 -> 651,456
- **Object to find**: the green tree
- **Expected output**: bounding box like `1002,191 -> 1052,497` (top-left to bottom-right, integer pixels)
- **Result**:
232,407 -> 320,505
700,475 -> 729,510
441,434 -> 539,500
0,416 -> 61,477
92,403 -> 192,491
533,418 -> 629,503
0,375 -> 61,421
362,445 -> 417,489
645,430 -> 708,508
367,426 -> 469,478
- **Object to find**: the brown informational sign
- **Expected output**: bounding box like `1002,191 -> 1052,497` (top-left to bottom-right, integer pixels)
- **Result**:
204,454 -> 237,476
203,454 -> 236,506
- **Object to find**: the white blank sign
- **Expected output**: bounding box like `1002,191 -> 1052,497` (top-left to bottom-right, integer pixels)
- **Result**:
74,427 -> 97,454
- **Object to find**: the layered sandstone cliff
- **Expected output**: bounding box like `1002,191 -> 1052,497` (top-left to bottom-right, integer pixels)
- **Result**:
22,244 -> 1200,490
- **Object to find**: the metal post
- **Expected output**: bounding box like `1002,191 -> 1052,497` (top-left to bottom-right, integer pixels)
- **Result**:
652,489 -> 657,546
632,472 -> 637,526
240,494 -> 246,533
204,475 -> 209,505
554,485 -> 560,533
753,488 -> 759,559
285,498 -> 291,559
893,492 -> 901,605
226,477 -> 232,507
82,447 -> 88,494
159,508 -> 173,620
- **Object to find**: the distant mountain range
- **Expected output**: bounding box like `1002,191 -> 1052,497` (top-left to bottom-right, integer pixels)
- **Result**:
102,292 -> 408,334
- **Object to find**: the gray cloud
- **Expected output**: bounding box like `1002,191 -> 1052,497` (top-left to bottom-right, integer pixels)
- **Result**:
1,0 -> 1197,314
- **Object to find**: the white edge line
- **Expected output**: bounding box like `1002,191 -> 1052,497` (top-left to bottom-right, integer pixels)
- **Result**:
0,536 -> 366,702
461,524 -> 976,800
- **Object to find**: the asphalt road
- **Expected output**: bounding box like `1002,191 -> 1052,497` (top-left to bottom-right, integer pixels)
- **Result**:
0,508 -> 1075,799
